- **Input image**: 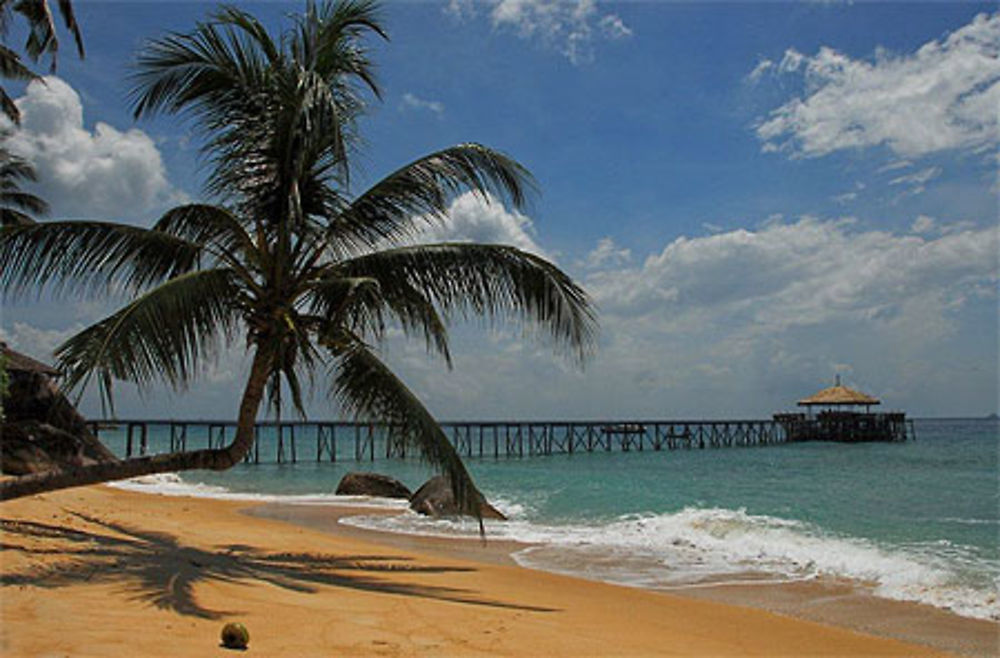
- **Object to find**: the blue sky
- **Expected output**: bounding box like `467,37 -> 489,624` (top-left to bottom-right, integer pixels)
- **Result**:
2,1 -> 997,420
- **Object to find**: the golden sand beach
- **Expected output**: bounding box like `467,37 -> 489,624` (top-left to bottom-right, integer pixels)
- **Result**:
1,485 -> 995,657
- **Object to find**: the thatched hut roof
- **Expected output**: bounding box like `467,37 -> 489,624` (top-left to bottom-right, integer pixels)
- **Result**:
798,376 -> 879,407
1,342 -> 61,377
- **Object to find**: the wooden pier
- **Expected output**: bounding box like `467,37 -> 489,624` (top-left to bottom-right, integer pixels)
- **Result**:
86,419 -> 789,463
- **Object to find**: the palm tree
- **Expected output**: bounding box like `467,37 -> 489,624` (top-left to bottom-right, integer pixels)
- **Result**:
0,131 -> 48,225
0,0 -> 84,123
0,0 -> 596,513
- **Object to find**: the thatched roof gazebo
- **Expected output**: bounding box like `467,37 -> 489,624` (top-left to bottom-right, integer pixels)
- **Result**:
774,375 -> 910,443
797,375 -> 878,410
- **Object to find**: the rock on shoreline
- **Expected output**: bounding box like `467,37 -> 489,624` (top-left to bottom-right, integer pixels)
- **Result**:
409,475 -> 506,520
335,472 -> 412,499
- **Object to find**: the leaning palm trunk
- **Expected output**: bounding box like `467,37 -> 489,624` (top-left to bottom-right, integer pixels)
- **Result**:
0,1 -> 597,516
1,348 -> 272,501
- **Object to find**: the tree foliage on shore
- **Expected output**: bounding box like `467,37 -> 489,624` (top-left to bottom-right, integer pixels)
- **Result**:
0,0 -> 597,514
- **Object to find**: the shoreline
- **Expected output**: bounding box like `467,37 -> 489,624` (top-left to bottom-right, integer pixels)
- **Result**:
251,500 -> 1000,657
1,484 -> 995,657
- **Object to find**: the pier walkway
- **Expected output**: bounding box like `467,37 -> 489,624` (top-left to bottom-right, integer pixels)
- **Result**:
87,419 -> 787,463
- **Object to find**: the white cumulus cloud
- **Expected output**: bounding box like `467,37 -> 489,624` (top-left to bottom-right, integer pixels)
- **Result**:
587,217 -> 997,332
911,215 -> 936,234
562,216 -> 999,416
0,321 -> 83,365
598,14 -> 632,40
754,13 -> 1000,159
877,160 -> 914,174
747,58 -> 774,82
889,166 -> 942,187
579,236 -> 631,269
450,0 -> 632,65
401,92 -> 445,116
412,191 -> 548,258
5,77 -> 184,221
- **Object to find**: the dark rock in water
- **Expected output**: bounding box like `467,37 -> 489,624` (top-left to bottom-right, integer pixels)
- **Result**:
1,371 -> 117,474
409,475 -> 506,520
335,472 -> 411,499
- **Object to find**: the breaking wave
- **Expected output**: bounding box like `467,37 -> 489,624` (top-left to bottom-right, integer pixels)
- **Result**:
339,505 -> 1000,621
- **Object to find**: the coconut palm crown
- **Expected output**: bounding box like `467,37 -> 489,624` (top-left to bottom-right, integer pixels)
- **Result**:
0,0 -> 597,513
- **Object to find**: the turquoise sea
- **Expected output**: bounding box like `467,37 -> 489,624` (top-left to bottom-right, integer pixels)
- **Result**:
110,418 -> 999,621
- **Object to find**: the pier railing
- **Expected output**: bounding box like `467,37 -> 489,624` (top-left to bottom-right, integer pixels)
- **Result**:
86,419 -> 788,463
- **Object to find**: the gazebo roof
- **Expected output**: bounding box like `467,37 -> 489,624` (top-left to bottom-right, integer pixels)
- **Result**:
797,377 -> 879,407
1,342 -> 61,377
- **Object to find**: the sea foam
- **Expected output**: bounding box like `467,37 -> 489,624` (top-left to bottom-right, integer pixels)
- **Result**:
109,472 -> 409,509
338,505 -> 1000,621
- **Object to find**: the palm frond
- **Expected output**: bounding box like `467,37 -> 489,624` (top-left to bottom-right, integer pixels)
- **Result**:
14,0 -> 56,63
327,144 -> 536,253
0,138 -> 47,223
329,333 -> 483,523
212,5 -> 280,63
305,275 -> 383,327
0,221 -> 203,300
1,189 -> 47,213
264,350 -> 316,421
0,86 -> 17,123
130,17 -> 265,121
0,42 -> 38,80
0,157 -> 39,184
305,272 -> 451,364
294,0 -> 385,97
14,0 -> 83,68
214,66 -> 344,223
55,0 -> 84,58
151,204 -> 258,283
55,268 -> 244,409
131,22 -> 277,221
258,308 -> 322,420
1,207 -> 36,225
333,243 -> 597,363
152,203 -> 246,246
0,2 -> 12,36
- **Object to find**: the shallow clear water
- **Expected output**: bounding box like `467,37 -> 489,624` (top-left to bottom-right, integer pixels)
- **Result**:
110,418 -> 1000,620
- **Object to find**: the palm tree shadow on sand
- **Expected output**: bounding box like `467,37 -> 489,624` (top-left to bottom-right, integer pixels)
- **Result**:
1,513 -> 557,619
